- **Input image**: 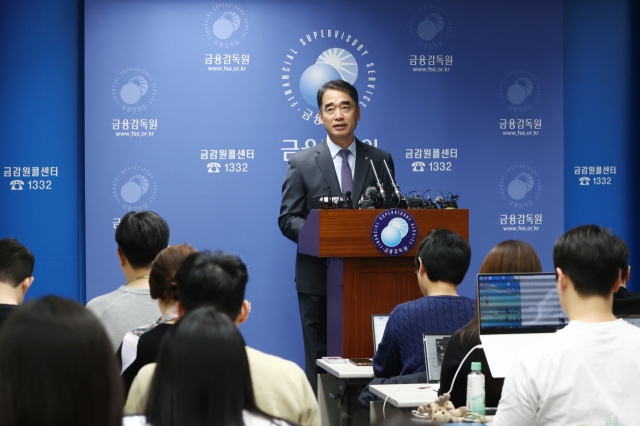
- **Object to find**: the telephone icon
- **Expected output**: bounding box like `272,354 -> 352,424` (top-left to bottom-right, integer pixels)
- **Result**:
412,162 -> 425,172
10,180 -> 24,190
579,177 -> 590,186
207,163 -> 221,173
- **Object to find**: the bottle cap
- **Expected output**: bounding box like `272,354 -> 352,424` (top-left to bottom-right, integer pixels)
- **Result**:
471,362 -> 482,371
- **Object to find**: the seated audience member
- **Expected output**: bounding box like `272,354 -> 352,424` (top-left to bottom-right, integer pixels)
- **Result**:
125,251 -> 320,426
146,307 -> 292,426
117,243 -> 196,394
439,240 -> 542,407
373,229 -> 475,378
494,225 -> 640,426
612,236 -> 640,316
0,296 -> 123,426
87,210 -> 170,349
0,238 -> 34,327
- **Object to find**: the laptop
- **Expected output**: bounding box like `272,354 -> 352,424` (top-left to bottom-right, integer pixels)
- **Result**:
477,273 -> 568,378
423,333 -> 451,383
618,315 -> 640,328
371,314 -> 389,354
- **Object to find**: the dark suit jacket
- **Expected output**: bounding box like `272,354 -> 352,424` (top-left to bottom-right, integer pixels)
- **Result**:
278,138 -> 395,295
613,287 -> 640,316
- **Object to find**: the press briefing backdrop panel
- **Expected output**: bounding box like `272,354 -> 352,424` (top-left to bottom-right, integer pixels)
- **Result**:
85,0 -> 563,362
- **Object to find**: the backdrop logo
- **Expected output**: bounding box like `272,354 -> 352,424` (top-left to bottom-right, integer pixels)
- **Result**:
280,29 -> 375,123
112,166 -> 157,211
111,68 -> 157,113
499,69 -> 541,113
371,209 -> 418,256
499,164 -> 541,208
409,5 -> 452,49
204,3 -> 248,48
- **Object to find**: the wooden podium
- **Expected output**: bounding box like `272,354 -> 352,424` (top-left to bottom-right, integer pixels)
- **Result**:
298,209 -> 469,359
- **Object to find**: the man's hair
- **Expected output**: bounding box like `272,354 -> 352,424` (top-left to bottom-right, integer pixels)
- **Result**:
115,211 -> 170,269
553,225 -> 625,298
413,229 -> 471,285
175,251 -> 248,320
0,238 -> 34,287
316,79 -> 359,110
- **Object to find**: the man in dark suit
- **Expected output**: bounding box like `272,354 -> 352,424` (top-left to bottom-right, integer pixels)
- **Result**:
613,236 -> 640,316
279,80 -> 395,391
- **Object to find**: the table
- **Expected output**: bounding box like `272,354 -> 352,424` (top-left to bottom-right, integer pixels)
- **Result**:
316,359 -> 374,426
316,359 -> 374,379
368,383 -> 439,408
367,384 -> 492,425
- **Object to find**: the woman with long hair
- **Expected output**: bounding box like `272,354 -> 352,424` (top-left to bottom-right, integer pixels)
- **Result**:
0,296 -> 124,426
146,307 -> 292,426
438,240 -> 543,408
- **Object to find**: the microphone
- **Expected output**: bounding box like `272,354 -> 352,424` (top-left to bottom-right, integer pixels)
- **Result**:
315,186 -> 333,209
384,160 -> 408,208
357,186 -> 380,209
369,159 -> 386,199
338,190 -> 353,209
383,160 -> 401,201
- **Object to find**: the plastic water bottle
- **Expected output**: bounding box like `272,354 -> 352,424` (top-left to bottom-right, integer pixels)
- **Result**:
466,361 -> 485,416
605,414 -> 618,426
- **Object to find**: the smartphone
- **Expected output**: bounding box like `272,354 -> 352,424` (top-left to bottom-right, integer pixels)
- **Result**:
348,358 -> 372,366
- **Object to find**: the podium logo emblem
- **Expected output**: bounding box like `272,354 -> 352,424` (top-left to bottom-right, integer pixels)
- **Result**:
371,209 -> 418,256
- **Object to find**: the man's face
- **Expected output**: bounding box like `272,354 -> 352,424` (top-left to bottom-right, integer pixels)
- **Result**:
318,89 -> 360,148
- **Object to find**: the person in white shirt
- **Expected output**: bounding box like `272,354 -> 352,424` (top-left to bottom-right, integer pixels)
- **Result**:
494,225 -> 640,426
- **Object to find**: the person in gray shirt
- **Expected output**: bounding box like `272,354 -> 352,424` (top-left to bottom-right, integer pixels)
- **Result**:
87,210 -> 170,349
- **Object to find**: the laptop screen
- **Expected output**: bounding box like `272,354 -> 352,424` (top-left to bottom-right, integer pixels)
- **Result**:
423,334 -> 451,382
372,314 -> 389,353
478,273 -> 568,335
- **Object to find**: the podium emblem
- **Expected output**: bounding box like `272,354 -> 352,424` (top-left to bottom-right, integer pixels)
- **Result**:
371,209 -> 418,256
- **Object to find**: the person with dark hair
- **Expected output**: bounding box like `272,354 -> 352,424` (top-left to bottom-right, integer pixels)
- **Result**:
0,238 -> 34,327
146,307 -> 291,426
125,251 -> 320,426
87,210 -> 170,349
117,243 -> 196,395
279,79 -> 396,391
0,296 -> 124,426
438,240 -> 542,407
372,229 -> 474,378
494,225 -> 640,426
612,236 -> 640,316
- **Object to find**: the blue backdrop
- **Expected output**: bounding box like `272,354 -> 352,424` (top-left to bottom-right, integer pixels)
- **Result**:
2,0 -> 636,369
84,0 -> 564,363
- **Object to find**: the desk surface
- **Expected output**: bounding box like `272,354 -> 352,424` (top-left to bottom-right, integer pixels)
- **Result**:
368,384 -> 439,408
316,359 -> 374,379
